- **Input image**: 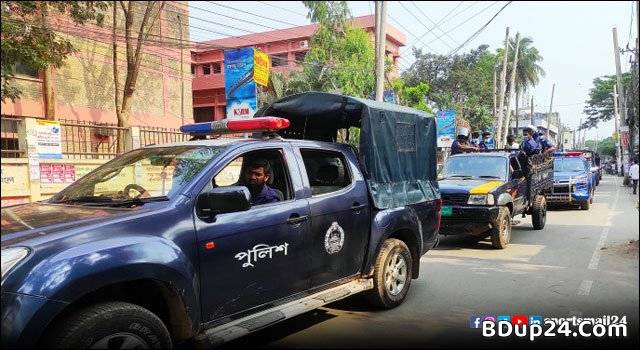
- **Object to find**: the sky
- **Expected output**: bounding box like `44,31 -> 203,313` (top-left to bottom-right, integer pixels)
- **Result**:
188,1 -> 638,141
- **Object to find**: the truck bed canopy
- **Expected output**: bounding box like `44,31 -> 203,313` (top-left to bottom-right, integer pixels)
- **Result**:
256,92 -> 439,209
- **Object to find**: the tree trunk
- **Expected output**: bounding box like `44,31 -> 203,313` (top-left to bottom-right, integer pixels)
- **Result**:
502,34 -> 521,147
514,90 -> 520,136
43,66 -> 56,120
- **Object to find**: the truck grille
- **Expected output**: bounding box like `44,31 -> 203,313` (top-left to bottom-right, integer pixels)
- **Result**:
441,193 -> 468,205
553,185 -> 574,193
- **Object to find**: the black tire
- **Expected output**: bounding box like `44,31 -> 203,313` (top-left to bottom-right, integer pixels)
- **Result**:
365,238 -> 413,309
490,207 -> 512,249
43,301 -> 172,349
580,200 -> 590,210
531,195 -> 547,230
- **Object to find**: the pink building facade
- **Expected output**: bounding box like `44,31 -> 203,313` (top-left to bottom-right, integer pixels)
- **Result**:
191,15 -> 406,122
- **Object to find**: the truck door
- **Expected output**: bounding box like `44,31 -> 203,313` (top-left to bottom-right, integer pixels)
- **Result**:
296,147 -> 370,288
193,146 -> 311,322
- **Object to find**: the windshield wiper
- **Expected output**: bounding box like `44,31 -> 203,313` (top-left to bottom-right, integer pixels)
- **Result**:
109,196 -> 169,207
441,174 -> 473,179
478,175 -> 502,179
51,196 -> 114,204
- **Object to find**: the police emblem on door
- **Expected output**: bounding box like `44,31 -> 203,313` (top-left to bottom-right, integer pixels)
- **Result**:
324,222 -> 345,254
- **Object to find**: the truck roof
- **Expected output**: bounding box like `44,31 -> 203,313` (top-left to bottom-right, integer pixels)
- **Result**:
449,151 -> 513,158
143,137 -> 348,150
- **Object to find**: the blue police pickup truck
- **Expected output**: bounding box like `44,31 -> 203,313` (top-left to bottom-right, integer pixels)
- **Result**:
547,151 -> 595,210
1,93 -> 441,349
438,150 -> 554,249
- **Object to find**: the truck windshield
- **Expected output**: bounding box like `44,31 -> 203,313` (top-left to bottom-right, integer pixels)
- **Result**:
50,146 -> 224,205
440,156 -> 507,180
554,157 -> 587,172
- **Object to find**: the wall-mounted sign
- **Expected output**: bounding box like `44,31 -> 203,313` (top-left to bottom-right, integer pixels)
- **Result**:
37,120 -> 62,159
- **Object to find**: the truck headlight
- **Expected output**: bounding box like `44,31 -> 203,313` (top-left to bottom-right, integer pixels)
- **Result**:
468,194 -> 494,205
1,247 -> 30,280
571,175 -> 588,184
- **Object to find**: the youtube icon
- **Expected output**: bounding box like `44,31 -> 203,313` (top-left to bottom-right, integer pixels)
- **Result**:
511,315 -> 528,325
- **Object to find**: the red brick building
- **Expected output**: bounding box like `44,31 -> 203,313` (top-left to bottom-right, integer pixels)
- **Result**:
191,15 -> 406,122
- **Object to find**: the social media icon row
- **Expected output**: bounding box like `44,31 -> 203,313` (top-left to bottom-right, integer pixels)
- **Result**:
469,315 -> 543,328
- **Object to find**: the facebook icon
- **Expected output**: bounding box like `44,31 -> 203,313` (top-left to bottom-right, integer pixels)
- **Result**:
530,315 -> 543,325
469,316 -> 483,328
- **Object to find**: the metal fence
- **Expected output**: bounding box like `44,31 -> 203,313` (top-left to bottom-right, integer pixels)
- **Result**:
1,117 -> 26,158
140,126 -> 189,147
59,119 -> 130,160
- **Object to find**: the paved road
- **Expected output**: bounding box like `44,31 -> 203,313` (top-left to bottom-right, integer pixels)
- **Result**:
224,176 -> 639,349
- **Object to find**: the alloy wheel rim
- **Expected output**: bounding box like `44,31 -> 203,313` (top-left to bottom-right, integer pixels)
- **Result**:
89,332 -> 148,349
385,252 -> 407,296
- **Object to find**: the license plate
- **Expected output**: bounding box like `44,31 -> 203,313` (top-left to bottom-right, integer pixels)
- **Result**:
441,206 -> 453,217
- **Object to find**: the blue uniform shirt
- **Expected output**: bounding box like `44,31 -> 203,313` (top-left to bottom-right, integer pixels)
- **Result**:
520,138 -> 540,156
451,140 -> 463,155
251,184 -> 281,205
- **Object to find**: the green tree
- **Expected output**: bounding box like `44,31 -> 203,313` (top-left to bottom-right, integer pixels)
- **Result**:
497,36 -> 545,132
582,74 -> 632,129
402,45 -> 497,130
391,78 -> 431,113
1,1 -> 108,102
584,137 -> 616,157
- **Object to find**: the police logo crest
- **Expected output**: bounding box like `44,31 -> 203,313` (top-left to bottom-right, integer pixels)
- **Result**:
324,222 -> 345,254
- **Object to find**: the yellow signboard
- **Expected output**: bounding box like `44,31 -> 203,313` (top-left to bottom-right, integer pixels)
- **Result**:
253,49 -> 270,87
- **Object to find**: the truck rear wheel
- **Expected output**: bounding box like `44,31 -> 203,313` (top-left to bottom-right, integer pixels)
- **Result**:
365,238 -> 413,309
490,207 -> 512,249
531,195 -> 547,230
43,301 -> 172,349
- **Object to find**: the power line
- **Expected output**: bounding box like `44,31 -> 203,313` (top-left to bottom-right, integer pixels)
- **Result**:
425,1 -> 500,47
397,2 -> 453,50
406,1 -> 463,48
387,12 -> 439,54
409,1 -> 459,46
446,1 -> 511,57
254,1 -> 308,18
205,1 -> 303,28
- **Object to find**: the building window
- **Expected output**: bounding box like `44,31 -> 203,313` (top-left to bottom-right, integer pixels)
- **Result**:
203,64 -> 211,75
13,62 -> 38,79
294,51 -> 306,63
191,64 -> 196,75
272,53 -> 289,67
212,62 -> 221,74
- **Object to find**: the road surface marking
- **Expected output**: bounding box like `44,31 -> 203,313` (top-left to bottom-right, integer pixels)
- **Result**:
587,178 -> 620,271
577,280 -> 593,296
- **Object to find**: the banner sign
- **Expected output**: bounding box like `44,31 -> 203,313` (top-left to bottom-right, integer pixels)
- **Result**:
253,49 -> 270,87
40,164 -> 76,184
437,110 -> 457,148
224,48 -> 257,119
37,120 -> 62,159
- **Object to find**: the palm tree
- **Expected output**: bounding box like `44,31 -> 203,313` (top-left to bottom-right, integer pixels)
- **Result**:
496,36 -> 545,134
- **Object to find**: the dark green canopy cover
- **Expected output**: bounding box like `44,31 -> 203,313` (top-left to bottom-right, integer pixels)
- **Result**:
257,92 -> 439,209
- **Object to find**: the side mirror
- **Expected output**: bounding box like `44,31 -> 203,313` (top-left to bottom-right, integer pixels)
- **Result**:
512,169 -> 524,179
196,186 -> 251,222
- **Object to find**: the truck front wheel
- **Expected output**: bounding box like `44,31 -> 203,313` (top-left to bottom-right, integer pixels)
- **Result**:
490,207 -> 512,249
531,195 -> 547,230
365,238 -> 413,309
580,200 -> 590,210
43,301 -> 172,349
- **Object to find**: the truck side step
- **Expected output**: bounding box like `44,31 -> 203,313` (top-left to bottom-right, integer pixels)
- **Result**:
194,278 -> 374,348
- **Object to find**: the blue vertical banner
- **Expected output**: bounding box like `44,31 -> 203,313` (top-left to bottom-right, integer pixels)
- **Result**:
224,48 -> 257,119
436,110 -> 457,148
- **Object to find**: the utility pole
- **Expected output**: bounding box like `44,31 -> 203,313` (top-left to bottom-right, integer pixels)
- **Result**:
495,27 -> 510,146
374,1 -> 387,102
546,83 -> 555,139
492,68 -> 497,118
502,33 -> 520,147
614,84 -> 623,174
613,27 -> 628,170
178,14 -> 185,125
530,96 -> 534,125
